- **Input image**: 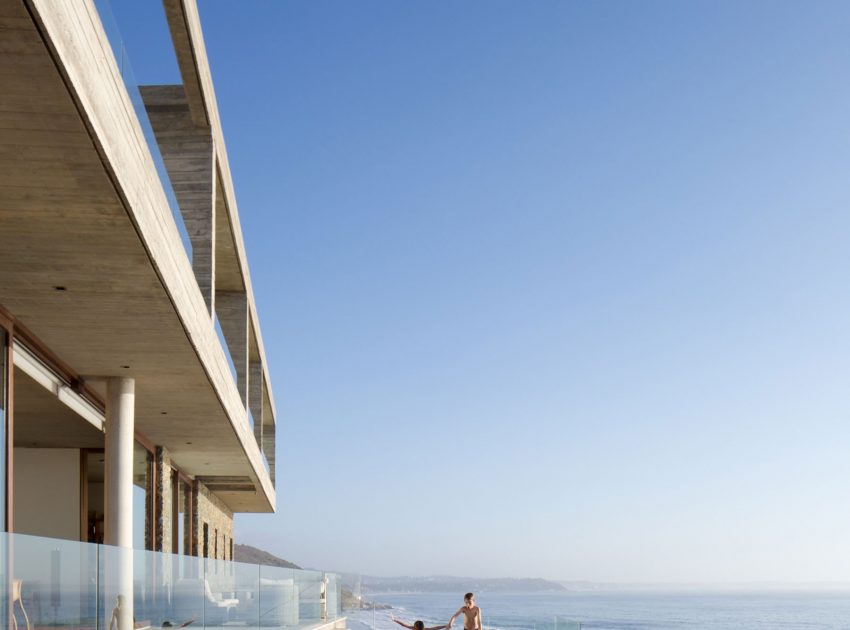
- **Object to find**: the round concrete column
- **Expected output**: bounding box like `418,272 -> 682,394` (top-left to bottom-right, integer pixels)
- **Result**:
104,377 -> 135,547
104,377 -> 134,630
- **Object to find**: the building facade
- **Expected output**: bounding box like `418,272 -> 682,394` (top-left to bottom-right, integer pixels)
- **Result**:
0,0 -> 277,560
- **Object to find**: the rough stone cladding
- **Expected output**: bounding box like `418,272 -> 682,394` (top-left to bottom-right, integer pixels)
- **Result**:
154,446 -> 173,553
151,446 -> 234,560
145,453 -> 154,551
193,479 -> 234,560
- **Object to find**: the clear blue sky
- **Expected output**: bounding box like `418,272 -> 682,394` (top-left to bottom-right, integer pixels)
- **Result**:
112,0 -> 850,583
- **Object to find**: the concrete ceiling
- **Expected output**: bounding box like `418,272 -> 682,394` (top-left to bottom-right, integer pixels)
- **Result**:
13,367 -> 104,449
0,0 -> 268,513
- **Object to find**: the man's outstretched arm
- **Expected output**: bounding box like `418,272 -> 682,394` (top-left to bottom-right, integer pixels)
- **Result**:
392,617 -> 414,630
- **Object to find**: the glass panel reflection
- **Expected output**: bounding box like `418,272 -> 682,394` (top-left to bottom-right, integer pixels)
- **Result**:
132,443 -> 152,551
0,531 -> 347,629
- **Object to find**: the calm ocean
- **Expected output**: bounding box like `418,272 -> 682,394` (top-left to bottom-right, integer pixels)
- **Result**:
349,590 -> 850,630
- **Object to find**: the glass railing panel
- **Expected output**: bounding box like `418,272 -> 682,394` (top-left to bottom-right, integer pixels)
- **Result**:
0,535 -> 6,628
248,408 -> 256,435
214,314 -> 240,386
137,546 -> 172,627
0,533 -> 349,630
205,556 -> 259,627
259,565 -> 300,627
326,572 -> 340,621
7,531 -> 98,628
99,542 -> 212,629
100,543 -> 174,628
296,568 -> 325,624
170,552 -> 207,627
92,0 -> 193,260
339,572 -> 363,621
261,429 -> 273,475
531,617 -> 581,630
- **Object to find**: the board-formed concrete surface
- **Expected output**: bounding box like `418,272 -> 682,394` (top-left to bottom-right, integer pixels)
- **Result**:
0,0 -> 276,512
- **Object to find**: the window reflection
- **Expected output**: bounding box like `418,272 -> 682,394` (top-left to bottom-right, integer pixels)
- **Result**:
132,443 -> 152,550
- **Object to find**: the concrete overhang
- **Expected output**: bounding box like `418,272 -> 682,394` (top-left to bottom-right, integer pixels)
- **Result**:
162,0 -> 279,430
0,0 -> 274,512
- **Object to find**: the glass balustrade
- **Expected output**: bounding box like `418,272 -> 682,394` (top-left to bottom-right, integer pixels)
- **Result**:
3,531 -> 345,629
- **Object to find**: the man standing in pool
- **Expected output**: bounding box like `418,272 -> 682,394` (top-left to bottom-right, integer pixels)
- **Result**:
447,593 -> 482,630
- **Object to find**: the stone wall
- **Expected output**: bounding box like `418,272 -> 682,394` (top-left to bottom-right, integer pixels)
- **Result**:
151,445 -> 234,559
153,446 -> 173,553
192,479 -> 234,560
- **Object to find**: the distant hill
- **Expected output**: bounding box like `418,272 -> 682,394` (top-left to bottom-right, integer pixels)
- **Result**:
231,546 -> 562,595
363,575 -> 567,593
233,544 -> 301,569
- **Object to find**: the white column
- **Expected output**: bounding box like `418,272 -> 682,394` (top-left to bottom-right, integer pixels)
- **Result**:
104,377 -> 134,630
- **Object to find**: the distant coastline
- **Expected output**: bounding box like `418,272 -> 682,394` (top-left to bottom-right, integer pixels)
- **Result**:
362,576 -> 567,594
233,545 -> 849,596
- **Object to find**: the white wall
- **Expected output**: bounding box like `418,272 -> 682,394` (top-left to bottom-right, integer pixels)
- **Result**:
14,448 -> 80,541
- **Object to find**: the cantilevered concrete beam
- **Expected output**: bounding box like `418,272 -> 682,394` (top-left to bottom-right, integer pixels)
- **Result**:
141,85 -> 216,315
162,0 -> 209,127
216,290 -> 248,407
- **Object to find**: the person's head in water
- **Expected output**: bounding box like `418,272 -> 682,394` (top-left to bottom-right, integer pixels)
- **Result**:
413,621 -> 425,630
464,593 -> 475,606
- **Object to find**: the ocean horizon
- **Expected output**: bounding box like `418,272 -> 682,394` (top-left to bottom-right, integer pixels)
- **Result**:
350,589 -> 850,630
